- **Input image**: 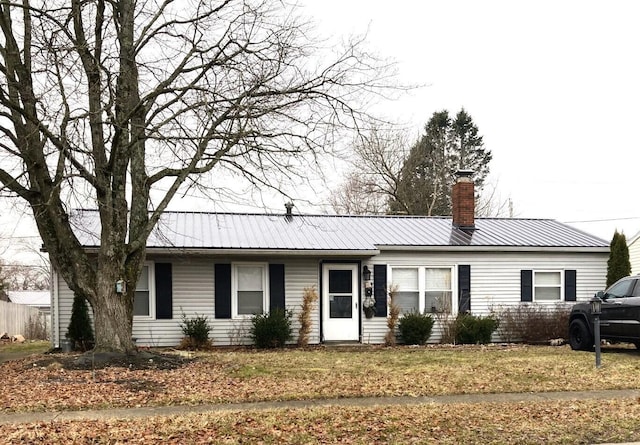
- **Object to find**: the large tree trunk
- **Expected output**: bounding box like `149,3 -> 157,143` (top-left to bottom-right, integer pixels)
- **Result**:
91,288 -> 137,353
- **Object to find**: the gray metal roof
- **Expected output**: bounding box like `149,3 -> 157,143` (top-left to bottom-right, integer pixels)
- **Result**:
72,210 -> 609,253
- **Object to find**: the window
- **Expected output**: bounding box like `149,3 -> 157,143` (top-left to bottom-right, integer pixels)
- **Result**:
391,266 -> 453,315
233,263 -> 267,317
393,268 -> 419,314
533,271 -> 561,301
425,268 -> 452,313
604,278 -> 637,299
134,263 -> 155,317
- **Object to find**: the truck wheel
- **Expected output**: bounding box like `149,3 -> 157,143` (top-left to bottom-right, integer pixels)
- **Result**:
569,319 -> 593,351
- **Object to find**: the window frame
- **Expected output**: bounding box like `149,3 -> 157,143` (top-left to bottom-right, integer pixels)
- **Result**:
231,262 -> 269,319
133,261 -> 156,320
389,265 -> 455,315
532,270 -> 563,302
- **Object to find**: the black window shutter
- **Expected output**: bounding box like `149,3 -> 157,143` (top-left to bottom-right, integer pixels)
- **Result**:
458,265 -> 471,313
269,264 -> 285,311
374,264 -> 387,317
215,263 -> 232,319
521,270 -> 533,302
565,270 -> 577,302
155,263 -> 173,319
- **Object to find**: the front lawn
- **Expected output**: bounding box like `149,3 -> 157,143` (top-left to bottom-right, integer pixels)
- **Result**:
1,344 -> 638,414
2,344 -> 640,444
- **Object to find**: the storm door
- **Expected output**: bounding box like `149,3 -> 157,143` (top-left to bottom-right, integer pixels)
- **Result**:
322,263 -> 359,341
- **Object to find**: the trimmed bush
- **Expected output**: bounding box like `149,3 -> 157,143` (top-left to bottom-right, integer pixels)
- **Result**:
66,293 -> 94,351
250,308 -> 293,349
398,312 -> 434,345
179,313 -> 213,350
455,313 -> 498,344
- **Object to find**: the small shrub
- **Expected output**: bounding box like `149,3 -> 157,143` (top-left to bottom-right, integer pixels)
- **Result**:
24,313 -> 48,340
250,308 -> 293,349
179,312 -> 213,350
297,287 -> 318,347
455,313 -> 499,344
398,312 -> 434,345
494,304 -> 571,343
66,293 -> 94,351
384,286 -> 400,346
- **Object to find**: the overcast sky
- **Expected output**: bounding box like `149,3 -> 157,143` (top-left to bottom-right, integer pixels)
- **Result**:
1,0 -> 639,262
301,0 -> 640,241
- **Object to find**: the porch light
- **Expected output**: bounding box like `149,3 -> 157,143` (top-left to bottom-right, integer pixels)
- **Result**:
362,265 -> 372,282
590,296 -> 601,315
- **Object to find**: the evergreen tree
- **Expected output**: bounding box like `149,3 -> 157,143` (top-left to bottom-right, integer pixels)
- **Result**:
606,231 -> 631,287
389,109 -> 492,215
66,293 -> 95,351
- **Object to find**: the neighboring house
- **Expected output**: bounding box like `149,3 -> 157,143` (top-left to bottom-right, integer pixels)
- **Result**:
628,230 -> 640,275
7,290 -> 51,315
50,174 -> 609,347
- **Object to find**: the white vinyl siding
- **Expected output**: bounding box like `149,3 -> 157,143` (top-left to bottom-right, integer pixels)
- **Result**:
52,250 -> 607,347
361,250 -> 608,345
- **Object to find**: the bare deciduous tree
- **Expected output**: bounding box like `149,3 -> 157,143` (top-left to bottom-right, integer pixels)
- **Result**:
330,127 -> 407,214
0,0 -> 395,353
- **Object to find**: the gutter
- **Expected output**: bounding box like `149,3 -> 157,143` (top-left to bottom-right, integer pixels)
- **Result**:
377,245 -> 610,253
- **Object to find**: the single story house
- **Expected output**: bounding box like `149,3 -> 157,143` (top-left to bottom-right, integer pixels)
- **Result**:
50,174 -> 609,347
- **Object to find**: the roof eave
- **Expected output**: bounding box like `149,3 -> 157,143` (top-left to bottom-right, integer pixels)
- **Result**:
82,246 -> 381,256
377,245 -> 610,253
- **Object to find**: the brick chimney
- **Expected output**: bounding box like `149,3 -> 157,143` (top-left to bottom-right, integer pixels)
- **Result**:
452,170 -> 475,230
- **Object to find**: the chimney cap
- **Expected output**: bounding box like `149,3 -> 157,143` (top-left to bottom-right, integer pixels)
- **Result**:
456,169 -> 474,178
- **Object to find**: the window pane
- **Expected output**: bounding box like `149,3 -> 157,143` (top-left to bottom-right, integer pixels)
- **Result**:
536,272 -> 560,286
134,266 -> 150,316
238,291 -> 263,315
329,295 -> 352,318
396,291 -> 419,314
535,287 -> 561,301
329,270 -> 352,294
134,291 -> 150,316
393,268 -> 418,289
426,268 -> 451,290
137,266 -> 149,290
425,291 -> 452,313
238,266 -> 263,291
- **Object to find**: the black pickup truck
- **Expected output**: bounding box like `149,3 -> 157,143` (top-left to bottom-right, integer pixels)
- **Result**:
568,275 -> 640,351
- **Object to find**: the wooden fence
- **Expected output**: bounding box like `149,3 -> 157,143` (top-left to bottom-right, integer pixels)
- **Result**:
0,300 -> 48,338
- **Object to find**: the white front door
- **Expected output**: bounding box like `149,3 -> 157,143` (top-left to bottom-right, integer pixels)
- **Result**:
322,263 -> 359,341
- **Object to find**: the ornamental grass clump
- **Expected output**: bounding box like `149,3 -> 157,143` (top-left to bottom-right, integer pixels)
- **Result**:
384,286 -> 400,346
297,287 -> 318,347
